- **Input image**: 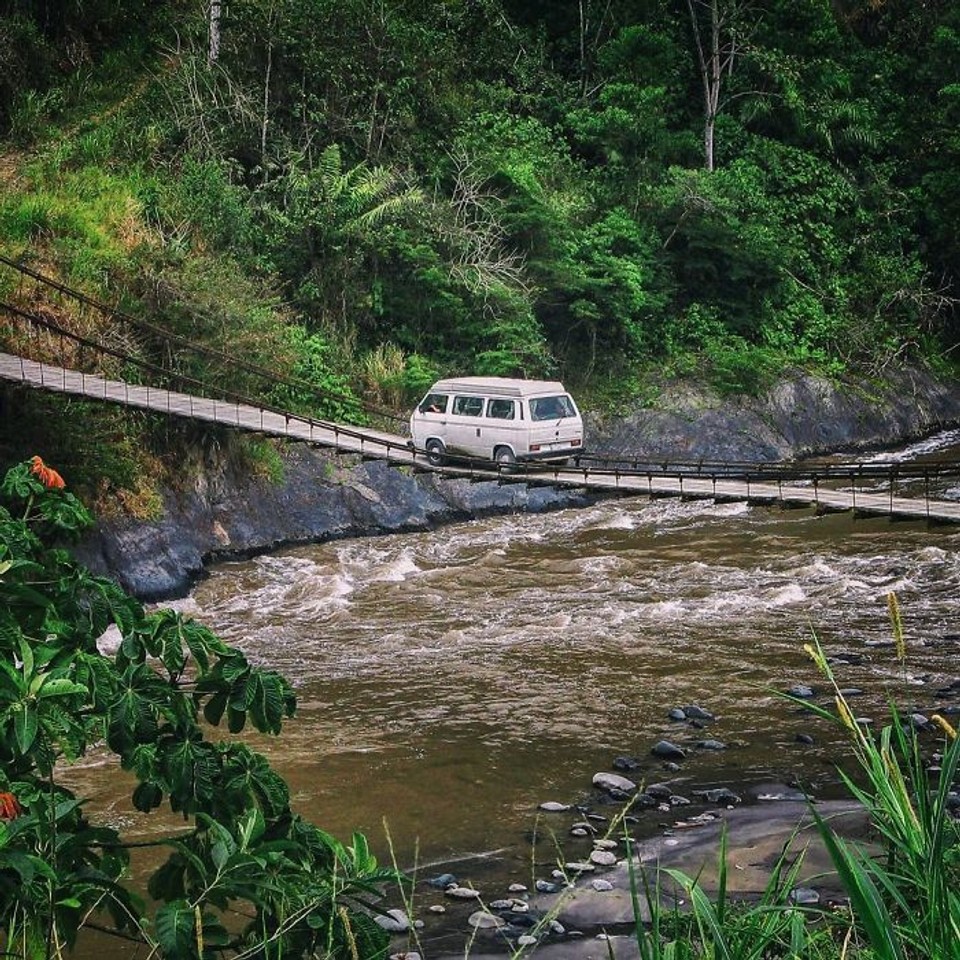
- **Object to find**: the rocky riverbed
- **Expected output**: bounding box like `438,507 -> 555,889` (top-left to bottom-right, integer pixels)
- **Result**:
376,691 -> 958,960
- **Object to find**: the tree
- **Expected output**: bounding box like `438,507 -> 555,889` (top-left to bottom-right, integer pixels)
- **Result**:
0,457 -> 398,959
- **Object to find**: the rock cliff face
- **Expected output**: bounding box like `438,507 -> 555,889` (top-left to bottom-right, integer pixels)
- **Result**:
589,366 -> 960,461
75,365 -> 960,601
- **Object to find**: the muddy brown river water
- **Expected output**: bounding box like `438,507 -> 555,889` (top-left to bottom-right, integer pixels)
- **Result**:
75,481 -> 960,889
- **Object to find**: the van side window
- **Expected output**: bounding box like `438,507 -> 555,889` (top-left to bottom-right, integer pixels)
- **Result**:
487,398 -> 515,420
419,393 -> 449,413
453,396 -> 484,417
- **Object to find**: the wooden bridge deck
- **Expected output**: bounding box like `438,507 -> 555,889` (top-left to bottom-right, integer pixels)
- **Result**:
4,351 -> 960,525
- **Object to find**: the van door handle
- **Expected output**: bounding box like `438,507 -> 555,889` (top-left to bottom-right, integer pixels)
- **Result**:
476,428 -> 481,437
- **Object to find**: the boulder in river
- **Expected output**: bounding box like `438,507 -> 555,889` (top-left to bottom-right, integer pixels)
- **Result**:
592,772 -> 638,794
651,740 -> 686,760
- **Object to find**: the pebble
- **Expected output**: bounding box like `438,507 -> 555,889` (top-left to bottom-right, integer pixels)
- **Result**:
390,953 -> 421,960
645,783 -> 673,799
612,756 -> 639,771
510,901 -> 530,913
539,801 -> 571,812
570,827 -> 589,837
668,708 -> 687,721
565,861 -> 596,873
790,887 -> 821,906
592,772 -> 638,793
787,685 -> 815,699
549,920 -> 565,934
536,879 -> 560,893
375,909 -> 410,933
795,733 -> 815,745
468,911 -> 505,930
589,849 -> 617,866
695,739 -> 727,750
694,787 -> 742,805
670,794 -> 691,806
591,879 -> 615,892
489,899 -> 513,910
428,904 -> 446,914
651,740 -> 686,760
517,936 -> 538,947
594,838 -> 618,850
426,873 -> 456,889
445,886 -> 482,899
508,883 -> 528,893
682,705 -> 716,721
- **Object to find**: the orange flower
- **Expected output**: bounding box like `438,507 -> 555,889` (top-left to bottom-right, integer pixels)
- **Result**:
0,792 -> 22,820
29,456 -> 65,490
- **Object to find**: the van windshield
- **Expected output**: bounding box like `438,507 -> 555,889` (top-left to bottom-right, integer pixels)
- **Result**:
529,395 -> 576,421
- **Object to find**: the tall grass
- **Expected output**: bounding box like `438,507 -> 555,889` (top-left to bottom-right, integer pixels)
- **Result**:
622,597 -> 959,959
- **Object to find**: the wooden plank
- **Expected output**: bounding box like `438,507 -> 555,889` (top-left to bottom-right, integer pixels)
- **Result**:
2,351 -> 959,524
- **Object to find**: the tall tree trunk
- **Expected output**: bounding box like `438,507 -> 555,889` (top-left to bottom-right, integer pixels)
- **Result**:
686,0 -> 735,172
208,0 -> 221,65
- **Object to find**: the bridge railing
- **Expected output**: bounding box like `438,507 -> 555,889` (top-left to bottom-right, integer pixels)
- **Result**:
0,254 -> 408,433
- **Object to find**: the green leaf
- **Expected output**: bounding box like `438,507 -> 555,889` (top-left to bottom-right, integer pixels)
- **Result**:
14,702 -> 39,753
155,900 -> 196,960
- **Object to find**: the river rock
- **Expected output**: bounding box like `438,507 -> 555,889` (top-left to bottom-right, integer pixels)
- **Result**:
375,909 -> 410,933
517,935 -> 538,947
668,707 -> 687,721
488,899 -> 513,910
428,904 -> 446,914
426,872 -> 457,889
445,885 -> 482,899
787,685 -> 816,699
695,739 -> 727,750
539,801 -> 571,812
591,879 -> 615,892
682,705 -> 715,721
535,879 -> 560,893
592,772 -> 637,794
612,755 -> 639,771
795,733 -> 815,745
790,887 -> 821,906
645,782 -> 673,799
565,861 -> 596,873
651,740 -> 686,760
508,883 -> 528,893
589,849 -> 618,866
390,953 -> 421,960
594,838 -> 618,850
694,787 -> 742,805
468,910 -> 506,930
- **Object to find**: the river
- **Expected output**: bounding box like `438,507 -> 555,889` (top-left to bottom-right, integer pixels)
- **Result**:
68,440 -> 960,950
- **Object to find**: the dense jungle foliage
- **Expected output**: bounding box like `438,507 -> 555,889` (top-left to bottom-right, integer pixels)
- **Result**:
1,0 -> 959,498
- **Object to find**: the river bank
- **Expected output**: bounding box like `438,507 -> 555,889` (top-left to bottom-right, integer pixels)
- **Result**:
74,364 -> 960,601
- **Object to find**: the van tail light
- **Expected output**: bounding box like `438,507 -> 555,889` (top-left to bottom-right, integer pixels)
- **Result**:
571,438 -> 581,446
529,444 -> 541,452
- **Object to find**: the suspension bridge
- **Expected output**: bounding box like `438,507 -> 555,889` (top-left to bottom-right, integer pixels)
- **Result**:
3,254 -> 960,525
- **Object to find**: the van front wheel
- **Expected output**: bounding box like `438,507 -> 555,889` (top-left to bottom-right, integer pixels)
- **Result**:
425,439 -> 446,466
494,446 -> 517,471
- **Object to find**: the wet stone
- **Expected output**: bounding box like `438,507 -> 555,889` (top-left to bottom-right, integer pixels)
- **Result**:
426,873 -> 457,888
651,740 -> 686,760
593,838 -> 618,850
445,886 -> 482,899
535,880 -> 560,894
570,820 -> 598,834
593,772 -> 638,794
570,827 -> 589,837
539,801 -> 571,812
839,688 -> 864,697
428,905 -> 446,914
634,792 -> 657,808
589,849 -> 617,866
489,899 -> 513,910
682,705 -> 716,721
787,685 -> 815,699
591,879 -> 615,892
668,708 -> 687,721
695,739 -> 727,750
613,756 -> 639,771
911,713 -> 930,729
565,861 -> 596,873
694,788 -> 742,805
468,911 -> 506,930
670,794 -> 691,806
517,936 -> 538,947
508,883 -> 528,893
790,887 -> 821,906
375,909 -> 410,933
646,783 -> 672,799
795,733 -> 815,745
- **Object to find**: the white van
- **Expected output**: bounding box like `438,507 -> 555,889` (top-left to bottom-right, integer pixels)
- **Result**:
409,377 -> 584,467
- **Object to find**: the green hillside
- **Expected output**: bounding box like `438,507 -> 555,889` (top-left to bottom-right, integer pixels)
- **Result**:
2,0 -> 959,503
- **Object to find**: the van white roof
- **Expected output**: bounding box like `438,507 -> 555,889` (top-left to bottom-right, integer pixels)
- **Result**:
430,377 -> 568,398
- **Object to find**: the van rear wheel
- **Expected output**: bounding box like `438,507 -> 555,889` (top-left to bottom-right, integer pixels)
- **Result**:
425,439 -> 446,466
494,446 -> 517,471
